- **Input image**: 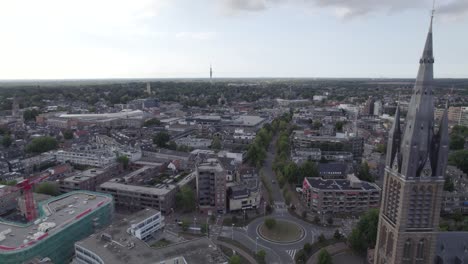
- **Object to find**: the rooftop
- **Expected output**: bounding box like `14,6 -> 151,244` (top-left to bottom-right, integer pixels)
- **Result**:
305,177 -> 380,192
63,168 -> 106,183
100,180 -> 177,196
76,217 -> 226,264
0,191 -> 112,251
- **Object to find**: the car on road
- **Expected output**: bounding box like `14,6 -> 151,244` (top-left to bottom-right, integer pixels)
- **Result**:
271,179 -> 276,184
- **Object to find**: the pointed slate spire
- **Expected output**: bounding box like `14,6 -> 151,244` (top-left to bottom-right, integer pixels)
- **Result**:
399,14 -> 437,178
431,102 -> 449,176
386,105 -> 401,169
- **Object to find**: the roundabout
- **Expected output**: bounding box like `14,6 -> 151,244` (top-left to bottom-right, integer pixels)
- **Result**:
257,219 -> 305,244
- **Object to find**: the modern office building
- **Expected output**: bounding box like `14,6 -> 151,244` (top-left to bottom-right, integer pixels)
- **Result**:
0,191 -> 113,264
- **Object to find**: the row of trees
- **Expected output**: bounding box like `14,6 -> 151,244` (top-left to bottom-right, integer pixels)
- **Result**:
245,123 -> 275,167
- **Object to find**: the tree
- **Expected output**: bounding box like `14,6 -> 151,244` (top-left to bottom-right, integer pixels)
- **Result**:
181,221 -> 189,231
23,109 -> 40,121
327,216 -> 334,225
167,141 -> 177,150
295,249 -> 307,264
144,118 -> 161,127
2,135 -> 12,148
175,186 -> 196,212
256,250 -> 266,264
116,155 -> 130,170
35,182 -> 59,196
453,210 -> 464,223
357,162 -> 374,182
229,255 -> 241,264
246,142 -> 266,167
26,137 -> 58,153
318,233 -> 326,244
450,135 -> 465,150
335,121 -> 344,132
349,209 -> 379,254
264,218 -> 276,230
303,242 -> 312,255
201,223 -> 209,234
153,132 -> 170,147
211,136 -> 222,151
312,121 -> 322,130
63,130 -> 74,140
0,180 -> 17,186
334,229 -> 342,240
444,177 -> 455,192
318,249 -> 332,264
375,143 -> 386,154
449,150 -> 468,174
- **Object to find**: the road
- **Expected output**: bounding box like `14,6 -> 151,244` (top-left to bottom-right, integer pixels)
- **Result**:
263,135 -> 285,204
219,134 -> 336,264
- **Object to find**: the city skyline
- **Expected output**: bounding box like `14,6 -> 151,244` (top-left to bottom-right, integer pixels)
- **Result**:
0,0 -> 467,80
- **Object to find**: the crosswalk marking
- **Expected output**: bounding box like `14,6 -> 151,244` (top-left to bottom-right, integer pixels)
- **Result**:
286,249 -> 297,259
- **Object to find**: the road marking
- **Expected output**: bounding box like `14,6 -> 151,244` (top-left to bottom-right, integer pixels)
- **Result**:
286,249 -> 297,259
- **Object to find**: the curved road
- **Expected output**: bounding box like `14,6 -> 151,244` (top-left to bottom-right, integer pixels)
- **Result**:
221,135 -> 336,264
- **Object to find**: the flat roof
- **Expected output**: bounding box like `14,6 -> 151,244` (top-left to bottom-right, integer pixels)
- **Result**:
63,169 -> 106,183
306,177 -> 380,192
100,180 -> 176,196
0,191 -> 112,251
77,226 -> 226,264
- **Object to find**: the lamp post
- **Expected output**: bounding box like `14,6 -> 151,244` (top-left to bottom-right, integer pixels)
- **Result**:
256,236 -> 259,253
231,224 -> 234,240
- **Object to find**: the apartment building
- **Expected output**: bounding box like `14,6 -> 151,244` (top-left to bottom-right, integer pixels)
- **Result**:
196,158 -> 227,214
302,173 -> 381,215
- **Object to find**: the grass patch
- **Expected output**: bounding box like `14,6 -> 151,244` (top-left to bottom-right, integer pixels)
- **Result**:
151,238 -> 172,248
259,220 -> 303,242
219,244 -> 251,264
218,236 -> 257,263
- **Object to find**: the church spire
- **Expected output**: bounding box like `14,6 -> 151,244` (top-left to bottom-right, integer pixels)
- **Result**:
398,12 -> 438,178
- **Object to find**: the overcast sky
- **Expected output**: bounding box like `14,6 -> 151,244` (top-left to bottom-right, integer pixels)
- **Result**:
0,0 -> 466,79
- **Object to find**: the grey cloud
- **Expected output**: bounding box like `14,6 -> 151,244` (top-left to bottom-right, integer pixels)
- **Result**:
221,0 -> 468,18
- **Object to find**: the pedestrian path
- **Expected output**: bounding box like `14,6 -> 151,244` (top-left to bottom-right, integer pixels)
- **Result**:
286,249 -> 297,260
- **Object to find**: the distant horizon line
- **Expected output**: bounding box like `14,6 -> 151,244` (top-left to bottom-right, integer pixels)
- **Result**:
1,76 -> 468,83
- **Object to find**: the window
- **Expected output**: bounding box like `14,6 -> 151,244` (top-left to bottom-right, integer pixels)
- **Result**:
416,239 -> 425,261
403,239 -> 412,262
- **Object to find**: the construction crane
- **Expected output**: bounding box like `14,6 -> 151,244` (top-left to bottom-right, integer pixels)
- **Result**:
0,172 -> 53,222
16,175 -> 48,221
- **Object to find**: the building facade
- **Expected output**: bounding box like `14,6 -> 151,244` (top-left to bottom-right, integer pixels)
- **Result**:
374,15 -> 449,264
196,158 -> 227,214
302,174 -> 380,215
126,209 -> 164,241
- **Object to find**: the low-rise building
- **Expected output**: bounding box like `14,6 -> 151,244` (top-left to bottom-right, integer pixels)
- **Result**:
227,167 -> 261,212
302,174 -> 381,215
98,180 -> 177,215
126,208 -> 165,241
59,164 -> 121,193
75,229 -> 225,264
